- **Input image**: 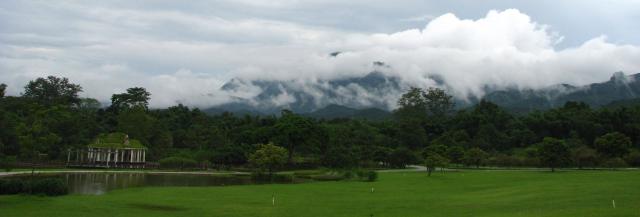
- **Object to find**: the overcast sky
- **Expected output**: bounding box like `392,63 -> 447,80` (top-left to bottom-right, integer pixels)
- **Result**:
1,0 -> 640,107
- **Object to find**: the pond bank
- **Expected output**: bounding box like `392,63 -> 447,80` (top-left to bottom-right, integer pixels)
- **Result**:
0,170 -> 249,177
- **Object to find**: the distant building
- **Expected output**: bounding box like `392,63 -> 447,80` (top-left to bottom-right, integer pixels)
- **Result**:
67,133 -> 147,168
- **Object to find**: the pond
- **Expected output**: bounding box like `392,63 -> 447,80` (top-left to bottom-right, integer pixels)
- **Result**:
4,172 -> 307,195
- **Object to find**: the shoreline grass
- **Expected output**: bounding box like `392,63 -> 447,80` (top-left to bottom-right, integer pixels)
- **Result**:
1,170 -> 639,217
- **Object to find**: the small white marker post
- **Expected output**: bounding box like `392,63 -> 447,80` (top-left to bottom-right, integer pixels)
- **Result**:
612,200 -> 616,208
272,194 -> 275,206
371,187 -> 374,193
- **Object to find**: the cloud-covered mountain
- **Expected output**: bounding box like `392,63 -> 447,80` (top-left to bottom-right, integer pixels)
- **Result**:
213,70 -> 404,114
206,71 -> 640,116
482,72 -> 640,113
3,6 -> 640,110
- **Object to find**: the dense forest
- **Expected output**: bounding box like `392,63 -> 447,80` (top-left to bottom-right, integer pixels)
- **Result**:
1,76 -> 639,170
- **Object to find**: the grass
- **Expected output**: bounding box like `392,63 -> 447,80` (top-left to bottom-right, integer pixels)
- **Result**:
1,170 -> 639,217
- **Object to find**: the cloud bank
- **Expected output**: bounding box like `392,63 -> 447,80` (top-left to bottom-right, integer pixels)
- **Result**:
1,2 -> 639,109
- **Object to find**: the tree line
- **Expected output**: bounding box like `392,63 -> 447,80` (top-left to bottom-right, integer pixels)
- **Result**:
1,76 -> 639,171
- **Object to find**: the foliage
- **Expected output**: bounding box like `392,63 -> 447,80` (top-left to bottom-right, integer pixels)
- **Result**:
602,158 -> 628,169
537,137 -> 570,172
0,179 -> 24,194
248,143 -> 288,175
387,147 -> 418,168
571,146 -> 598,169
424,153 -> 449,176
0,178 -> 68,196
463,148 -> 488,168
28,178 -> 69,196
274,110 -> 318,163
0,83 -> 6,98
594,132 -> 632,158
446,146 -> 465,165
110,87 -> 151,111
0,155 -> 16,172
22,76 -> 82,106
625,150 -> 640,167
159,156 -> 198,170
2,76 -> 640,171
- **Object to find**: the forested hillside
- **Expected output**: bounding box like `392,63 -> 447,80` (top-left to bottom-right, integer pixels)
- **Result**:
1,76 -> 639,169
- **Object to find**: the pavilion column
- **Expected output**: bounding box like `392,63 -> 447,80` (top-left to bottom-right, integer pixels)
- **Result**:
67,149 -> 71,165
114,149 -> 119,167
142,150 -> 146,162
130,149 -> 134,162
107,149 -> 111,167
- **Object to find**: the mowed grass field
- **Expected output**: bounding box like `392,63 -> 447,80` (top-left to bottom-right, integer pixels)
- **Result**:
1,170 -> 639,217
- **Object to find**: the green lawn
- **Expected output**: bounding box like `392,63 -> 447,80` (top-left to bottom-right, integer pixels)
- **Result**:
1,170 -> 638,217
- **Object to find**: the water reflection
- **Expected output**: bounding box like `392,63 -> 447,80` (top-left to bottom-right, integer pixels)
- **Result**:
7,173 -> 304,195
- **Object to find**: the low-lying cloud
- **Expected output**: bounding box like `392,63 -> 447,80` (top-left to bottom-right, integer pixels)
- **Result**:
1,3 -> 639,109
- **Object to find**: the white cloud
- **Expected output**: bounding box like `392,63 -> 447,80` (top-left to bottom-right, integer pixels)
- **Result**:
1,3 -> 639,109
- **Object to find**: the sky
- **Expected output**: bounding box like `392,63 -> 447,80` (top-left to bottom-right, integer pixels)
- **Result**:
1,0 -> 640,108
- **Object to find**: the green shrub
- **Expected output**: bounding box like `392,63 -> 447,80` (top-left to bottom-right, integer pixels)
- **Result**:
366,170 -> 378,182
159,157 -> 198,170
342,170 -> 354,179
0,178 -> 68,196
0,179 -> 24,195
28,178 -> 68,196
602,158 -> 628,169
625,151 -> 640,167
0,156 -> 16,172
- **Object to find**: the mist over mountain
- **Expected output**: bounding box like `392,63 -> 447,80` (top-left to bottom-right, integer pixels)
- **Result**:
212,70 -> 404,114
205,71 -> 640,116
482,72 -> 640,113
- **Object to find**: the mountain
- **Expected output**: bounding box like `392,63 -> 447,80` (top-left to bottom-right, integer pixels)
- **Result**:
215,70 -> 403,114
205,71 -> 640,117
303,104 -> 392,121
483,72 -> 640,113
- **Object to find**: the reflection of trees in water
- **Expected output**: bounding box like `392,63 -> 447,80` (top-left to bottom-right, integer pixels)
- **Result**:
58,173 -> 306,195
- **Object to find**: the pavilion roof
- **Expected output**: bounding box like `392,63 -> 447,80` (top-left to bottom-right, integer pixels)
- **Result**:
87,132 -> 146,149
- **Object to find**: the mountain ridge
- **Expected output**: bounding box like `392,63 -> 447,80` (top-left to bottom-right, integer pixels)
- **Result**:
205,71 -> 640,117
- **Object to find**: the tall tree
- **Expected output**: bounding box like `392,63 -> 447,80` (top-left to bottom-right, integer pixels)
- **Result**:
274,110 -> 318,163
594,132 -> 632,158
116,107 -> 156,145
463,147 -> 488,168
23,76 -> 82,106
248,143 -> 288,176
537,137 -> 570,172
395,87 -> 428,149
0,83 -> 6,98
424,153 -> 449,176
110,87 -> 151,111
424,87 -> 455,118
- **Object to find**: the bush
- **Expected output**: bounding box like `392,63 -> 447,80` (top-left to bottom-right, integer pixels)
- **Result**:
159,157 -> 198,170
28,178 -> 68,196
0,156 -> 16,172
366,170 -> 378,182
602,158 -> 628,169
625,151 -> 640,167
342,170 -> 354,179
0,178 -> 68,196
0,179 -> 24,195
